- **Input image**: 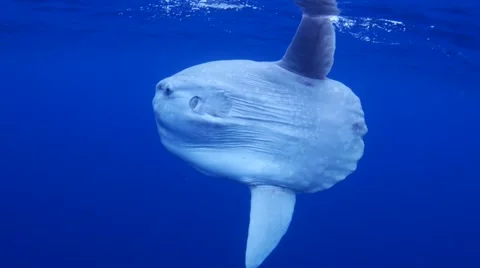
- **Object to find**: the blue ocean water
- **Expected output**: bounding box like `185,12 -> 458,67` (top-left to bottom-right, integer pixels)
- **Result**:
1,0 -> 479,267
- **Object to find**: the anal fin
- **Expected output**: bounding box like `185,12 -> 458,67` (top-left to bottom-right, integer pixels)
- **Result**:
246,185 -> 296,268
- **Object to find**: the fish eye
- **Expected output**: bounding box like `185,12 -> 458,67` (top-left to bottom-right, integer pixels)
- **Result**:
156,83 -> 173,96
164,86 -> 173,96
189,96 -> 201,109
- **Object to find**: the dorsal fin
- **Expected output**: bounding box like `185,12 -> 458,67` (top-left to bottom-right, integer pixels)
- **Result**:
277,0 -> 340,79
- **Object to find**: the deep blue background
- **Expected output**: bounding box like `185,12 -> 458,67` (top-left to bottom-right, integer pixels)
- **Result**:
1,1 -> 479,267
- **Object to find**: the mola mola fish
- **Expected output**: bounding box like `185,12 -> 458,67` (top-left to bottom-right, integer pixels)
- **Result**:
152,0 -> 368,267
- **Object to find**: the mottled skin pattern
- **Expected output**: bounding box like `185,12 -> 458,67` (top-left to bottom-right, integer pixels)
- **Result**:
153,60 -> 367,193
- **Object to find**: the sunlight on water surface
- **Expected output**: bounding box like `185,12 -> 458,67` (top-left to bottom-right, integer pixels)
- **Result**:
118,0 -> 408,46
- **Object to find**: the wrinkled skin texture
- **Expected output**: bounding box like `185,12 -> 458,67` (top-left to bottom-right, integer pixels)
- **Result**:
153,60 -> 367,193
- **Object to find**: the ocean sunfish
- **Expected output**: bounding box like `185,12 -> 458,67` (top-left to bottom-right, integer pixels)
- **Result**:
152,0 -> 368,267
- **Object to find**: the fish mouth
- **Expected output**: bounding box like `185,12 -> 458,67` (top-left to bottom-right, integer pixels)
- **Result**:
153,112 -> 169,134
351,121 -> 368,136
156,125 -> 184,158
155,121 -> 176,142
152,93 -> 174,131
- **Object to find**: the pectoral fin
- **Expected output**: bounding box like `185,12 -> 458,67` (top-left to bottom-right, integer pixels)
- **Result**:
245,185 -> 296,268
200,91 -> 232,117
